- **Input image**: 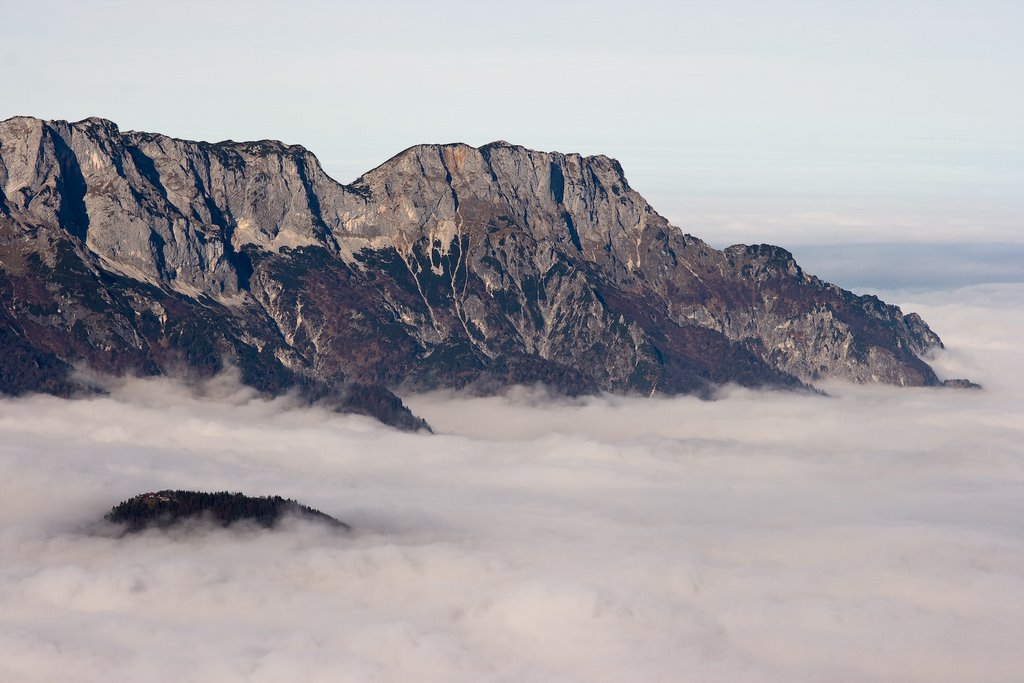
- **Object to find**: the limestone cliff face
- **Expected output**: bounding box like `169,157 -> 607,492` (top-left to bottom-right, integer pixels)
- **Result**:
0,116 -> 956,424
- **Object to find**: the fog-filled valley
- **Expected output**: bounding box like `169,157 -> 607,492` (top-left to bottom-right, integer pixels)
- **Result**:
1,281 -> 1021,682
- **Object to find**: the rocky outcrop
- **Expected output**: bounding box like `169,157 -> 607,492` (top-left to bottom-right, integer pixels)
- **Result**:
0,116 -> 958,425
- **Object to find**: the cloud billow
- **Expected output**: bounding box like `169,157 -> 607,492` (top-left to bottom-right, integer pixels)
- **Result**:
0,284 -> 1022,682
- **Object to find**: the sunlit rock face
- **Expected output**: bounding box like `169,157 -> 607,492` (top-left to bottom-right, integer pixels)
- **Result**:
0,116 -> 950,422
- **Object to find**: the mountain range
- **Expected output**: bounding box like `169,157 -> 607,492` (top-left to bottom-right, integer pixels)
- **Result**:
0,116 -> 962,428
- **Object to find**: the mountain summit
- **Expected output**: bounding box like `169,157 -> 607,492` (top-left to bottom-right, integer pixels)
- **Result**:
0,116 -> 957,426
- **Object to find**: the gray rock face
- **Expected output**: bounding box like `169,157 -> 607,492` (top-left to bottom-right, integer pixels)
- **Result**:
0,116 -> 959,424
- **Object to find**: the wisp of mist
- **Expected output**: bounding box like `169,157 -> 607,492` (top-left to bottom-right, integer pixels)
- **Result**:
1,284 -> 1022,683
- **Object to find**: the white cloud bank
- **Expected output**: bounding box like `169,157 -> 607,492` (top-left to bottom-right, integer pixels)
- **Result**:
1,284 -> 1022,683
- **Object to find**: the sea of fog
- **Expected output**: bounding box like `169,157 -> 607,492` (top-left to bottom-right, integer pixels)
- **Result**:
1,281 -> 1022,682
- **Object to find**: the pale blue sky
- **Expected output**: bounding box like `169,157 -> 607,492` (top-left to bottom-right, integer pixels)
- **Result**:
2,0 -> 1021,245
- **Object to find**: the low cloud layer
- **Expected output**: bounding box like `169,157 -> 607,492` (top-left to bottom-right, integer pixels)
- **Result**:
1,284 -> 1022,682
790,242 -> 1024,292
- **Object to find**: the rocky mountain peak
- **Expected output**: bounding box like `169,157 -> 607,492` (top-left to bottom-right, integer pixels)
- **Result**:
344,138 -> 657,278
0,116 -> 971,429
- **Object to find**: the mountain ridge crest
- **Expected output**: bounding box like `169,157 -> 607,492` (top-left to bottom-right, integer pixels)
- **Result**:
0,115 -> 968,428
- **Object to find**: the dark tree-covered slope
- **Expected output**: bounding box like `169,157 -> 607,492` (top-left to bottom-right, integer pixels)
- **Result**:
105,490 -> 348,532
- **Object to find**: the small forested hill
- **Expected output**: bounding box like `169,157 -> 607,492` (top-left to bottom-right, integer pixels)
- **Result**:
105,490 -> 348,532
